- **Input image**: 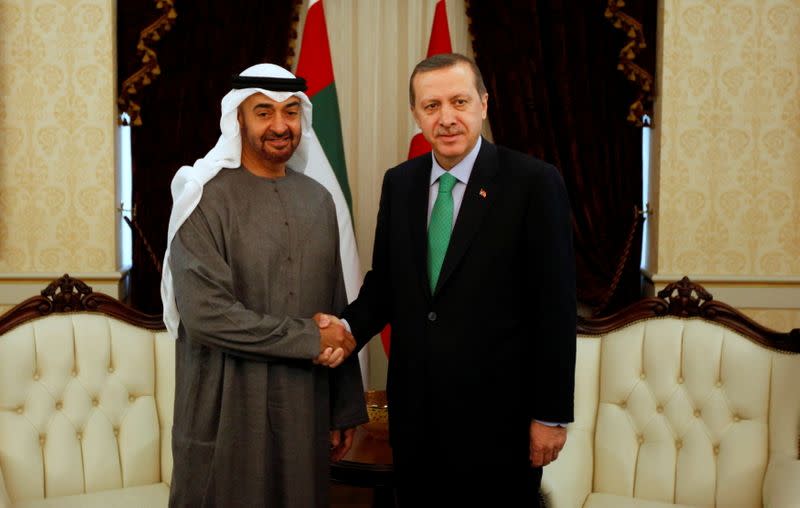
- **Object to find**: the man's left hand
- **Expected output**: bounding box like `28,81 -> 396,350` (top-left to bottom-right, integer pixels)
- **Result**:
529,421 -> 567,467
330,427 -> 356,462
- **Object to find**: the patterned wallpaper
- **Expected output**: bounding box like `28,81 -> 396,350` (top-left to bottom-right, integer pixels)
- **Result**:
0,0 -> 116,273
657,0 -> 800,276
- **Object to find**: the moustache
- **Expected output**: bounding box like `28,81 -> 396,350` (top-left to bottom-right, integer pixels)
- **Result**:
262,132 -> 293,142
436,129 -> 464,136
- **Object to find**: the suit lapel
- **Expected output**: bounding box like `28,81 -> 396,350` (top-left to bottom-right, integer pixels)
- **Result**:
408,156 -> 433,299
434,140 -> 499,295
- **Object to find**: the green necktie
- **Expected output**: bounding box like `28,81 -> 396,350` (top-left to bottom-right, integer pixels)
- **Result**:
427,172 -> 458,292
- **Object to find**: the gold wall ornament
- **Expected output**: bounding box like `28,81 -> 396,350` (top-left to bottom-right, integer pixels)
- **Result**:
117,0 -> 177,126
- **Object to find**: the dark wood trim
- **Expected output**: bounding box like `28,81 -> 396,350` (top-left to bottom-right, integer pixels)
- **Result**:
0,274 -> 165,335
577,276 -> 800,353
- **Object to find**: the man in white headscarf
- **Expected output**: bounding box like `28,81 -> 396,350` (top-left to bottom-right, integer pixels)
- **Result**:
162,63 -> 367,507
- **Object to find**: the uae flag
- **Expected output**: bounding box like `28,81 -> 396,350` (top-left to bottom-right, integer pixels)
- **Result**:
296,0 -> 366,374
381,0 -> 453,356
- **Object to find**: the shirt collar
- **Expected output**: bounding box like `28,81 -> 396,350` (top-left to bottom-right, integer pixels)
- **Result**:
429,136 -> 483,186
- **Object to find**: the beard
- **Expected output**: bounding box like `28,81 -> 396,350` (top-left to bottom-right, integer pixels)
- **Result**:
259,131 -> 297,163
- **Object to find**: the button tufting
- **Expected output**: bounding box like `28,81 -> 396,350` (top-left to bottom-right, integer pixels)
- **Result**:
713,445 -> 720,455
715,380 -> 722,387
693,409 -> 701,417
129,395 -> 135,403
637,435 -> 644,444
39,434 -> 46,445
656,405 -> 663,413
71,369 -> 78,377
620,401 -> 627,409
113,427 -> 120,437
16,406 -> 23,414
92,398 -> 99,407
733,414 -> 740,422
33,372 -> 40,381
55,401 -> 63,410
640,372 -> 646,380
108,366 -> 114,373
677,377 -> 684,384
76,432 -> 82,440
676,440 -> 682,449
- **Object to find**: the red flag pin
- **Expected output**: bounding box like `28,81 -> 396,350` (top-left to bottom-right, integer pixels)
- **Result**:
479,188 -> 487,198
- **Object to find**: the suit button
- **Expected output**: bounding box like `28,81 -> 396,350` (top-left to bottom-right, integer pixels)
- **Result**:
427,311 -> 437,322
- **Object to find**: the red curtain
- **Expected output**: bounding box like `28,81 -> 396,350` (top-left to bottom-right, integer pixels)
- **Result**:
468,0 -> 656,314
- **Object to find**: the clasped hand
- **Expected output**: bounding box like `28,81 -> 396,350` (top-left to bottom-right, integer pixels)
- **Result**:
312,313 -> 355,368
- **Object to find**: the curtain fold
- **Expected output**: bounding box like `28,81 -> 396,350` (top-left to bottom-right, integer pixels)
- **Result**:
117,0 -> 300,313
467,0 -> 656,314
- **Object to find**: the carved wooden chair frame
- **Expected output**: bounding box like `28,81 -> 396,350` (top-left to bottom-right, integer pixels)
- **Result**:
0,274 -> 164,335
578,276 -> 800,354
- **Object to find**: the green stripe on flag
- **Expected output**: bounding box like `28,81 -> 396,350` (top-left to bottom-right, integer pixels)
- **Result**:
311,82 -> 352,211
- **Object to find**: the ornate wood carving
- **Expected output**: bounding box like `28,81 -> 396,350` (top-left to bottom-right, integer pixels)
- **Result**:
578,276 -> 800,353
0,274 -> 165,335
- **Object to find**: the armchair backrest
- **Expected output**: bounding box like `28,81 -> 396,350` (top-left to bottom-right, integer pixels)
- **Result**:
0,275 -> 172,503
577,278 -> 800,507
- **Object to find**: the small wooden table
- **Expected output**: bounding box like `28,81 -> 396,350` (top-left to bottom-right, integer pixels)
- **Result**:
330,423 -> 395,508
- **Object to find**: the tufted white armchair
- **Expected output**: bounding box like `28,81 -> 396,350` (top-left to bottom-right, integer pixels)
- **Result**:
0,275 -> 173,508
542,277 -> 800,508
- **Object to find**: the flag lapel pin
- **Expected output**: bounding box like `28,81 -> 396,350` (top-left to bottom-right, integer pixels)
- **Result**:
479,188 -> 487,198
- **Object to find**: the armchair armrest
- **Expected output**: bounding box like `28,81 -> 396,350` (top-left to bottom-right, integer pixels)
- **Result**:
763,458 -> 800,508
0,464 -> 11,508
540,425 -> 593,508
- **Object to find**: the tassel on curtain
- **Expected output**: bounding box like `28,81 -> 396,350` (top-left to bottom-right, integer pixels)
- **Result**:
605,0 -> 655,126
118,1 -> 176,126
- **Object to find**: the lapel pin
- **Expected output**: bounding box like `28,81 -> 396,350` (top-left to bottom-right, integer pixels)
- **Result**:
479,189 -> 487,198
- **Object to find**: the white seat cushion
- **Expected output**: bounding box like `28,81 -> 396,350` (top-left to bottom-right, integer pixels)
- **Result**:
11,483 -> 168,508
584,492 -> 700,508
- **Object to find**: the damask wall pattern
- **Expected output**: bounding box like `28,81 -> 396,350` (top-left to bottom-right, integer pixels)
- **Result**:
657,0 -> 799,276
0,0 -> 116,273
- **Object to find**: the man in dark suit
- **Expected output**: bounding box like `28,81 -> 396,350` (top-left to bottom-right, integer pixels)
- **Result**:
340,53 -> 576,507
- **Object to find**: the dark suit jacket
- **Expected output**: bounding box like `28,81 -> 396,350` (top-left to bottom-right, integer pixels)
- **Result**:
343,139 -> 576,472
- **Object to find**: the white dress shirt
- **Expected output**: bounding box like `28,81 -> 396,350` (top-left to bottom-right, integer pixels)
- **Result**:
427,136 -> 482,226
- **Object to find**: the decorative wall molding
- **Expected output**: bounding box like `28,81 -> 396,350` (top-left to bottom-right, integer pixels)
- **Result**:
650,273 -> 800,309
0,271 -> 127,305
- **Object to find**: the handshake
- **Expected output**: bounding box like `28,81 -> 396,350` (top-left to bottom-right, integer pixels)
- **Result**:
312,313 -> 356,368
